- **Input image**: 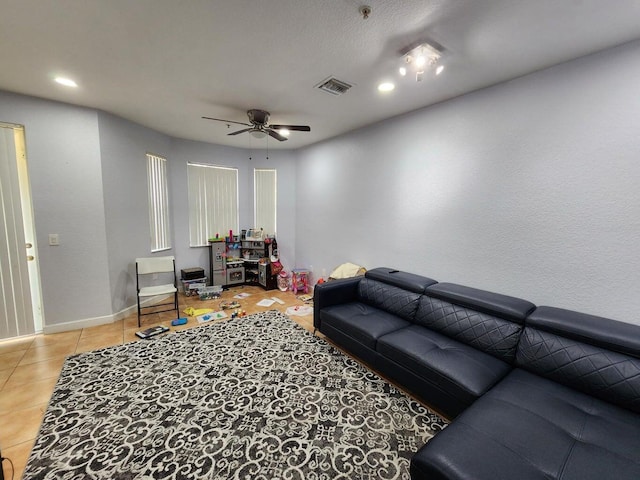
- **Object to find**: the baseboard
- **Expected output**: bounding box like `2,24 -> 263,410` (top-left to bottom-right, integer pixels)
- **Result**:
43,313 -> 116,334
42,295 -> 172,334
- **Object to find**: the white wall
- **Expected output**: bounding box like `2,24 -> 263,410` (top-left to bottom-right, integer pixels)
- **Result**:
296,40 -> 640,325
0,91 -> 113,327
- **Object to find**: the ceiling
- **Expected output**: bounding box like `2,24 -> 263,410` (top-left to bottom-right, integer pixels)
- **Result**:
1,1 -> 640,150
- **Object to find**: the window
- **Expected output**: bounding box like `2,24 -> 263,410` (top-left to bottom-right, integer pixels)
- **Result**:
188,163 -> 238,247
146,153 -> 171,252
254,168 -> 277,236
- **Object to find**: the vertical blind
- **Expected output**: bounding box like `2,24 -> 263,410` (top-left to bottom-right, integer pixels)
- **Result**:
188,163 -> 239,246
254,168 -> 277,236
146,154 -> 171,252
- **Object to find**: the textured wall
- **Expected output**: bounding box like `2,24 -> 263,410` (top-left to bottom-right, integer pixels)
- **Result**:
168,139 -> 298,281
0,92 -> 297,329
295,40 -> 640,325
4,39 -> 640,330
0,91 -> 113,326
98,112 -> 172,314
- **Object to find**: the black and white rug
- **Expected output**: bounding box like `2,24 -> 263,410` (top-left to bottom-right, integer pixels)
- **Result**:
24,310 -> 447,479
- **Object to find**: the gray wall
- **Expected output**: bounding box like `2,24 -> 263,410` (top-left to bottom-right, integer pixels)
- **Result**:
168,139 -> 297,276
296,40 -> 640,325
98,114 -> 298,315
0,91 -> 113,326
0,91 -> 297,329
3,38 -> 639,329
98,111 -> 173,313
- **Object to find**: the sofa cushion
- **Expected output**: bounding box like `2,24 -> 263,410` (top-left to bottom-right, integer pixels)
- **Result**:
320,302 -> 410,350
526,306 -> 640,356
313,276 -> 363,330
365,267 -> 437,293
424,282 -> 535,322
357,278 -> 422,321
377,325 -> 512,407
411,368 -> 640,480
518,306 -> 640,413
415,295 -> 524,363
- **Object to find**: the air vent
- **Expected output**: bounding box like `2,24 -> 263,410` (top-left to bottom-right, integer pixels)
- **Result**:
316,77 -> 353,96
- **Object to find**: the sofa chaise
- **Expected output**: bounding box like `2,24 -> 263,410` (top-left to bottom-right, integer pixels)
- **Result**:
313,267 -> 640,480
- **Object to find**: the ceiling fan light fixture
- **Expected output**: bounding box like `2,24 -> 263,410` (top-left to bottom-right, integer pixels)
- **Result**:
203,110 -> 310,142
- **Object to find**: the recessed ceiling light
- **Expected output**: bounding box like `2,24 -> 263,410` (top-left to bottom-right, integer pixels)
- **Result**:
378,82 -> 395,92
54,77 -> 78,88
436,65 -> 445,75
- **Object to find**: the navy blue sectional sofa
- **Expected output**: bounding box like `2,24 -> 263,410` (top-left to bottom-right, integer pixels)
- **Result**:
313,267 -> 640,480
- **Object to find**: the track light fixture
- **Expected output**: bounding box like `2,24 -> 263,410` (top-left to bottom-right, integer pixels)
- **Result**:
399,42 -> 443,82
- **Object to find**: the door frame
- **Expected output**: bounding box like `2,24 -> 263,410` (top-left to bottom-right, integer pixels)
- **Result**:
0,122 -> 44,337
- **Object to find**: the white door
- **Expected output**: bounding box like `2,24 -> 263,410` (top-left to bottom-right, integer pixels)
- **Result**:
0,124 -> 42,338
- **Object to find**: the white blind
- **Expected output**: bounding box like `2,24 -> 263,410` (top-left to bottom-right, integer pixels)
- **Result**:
254,169 -> 277,236
146,154 -> 171,252
188,163 -> 239,246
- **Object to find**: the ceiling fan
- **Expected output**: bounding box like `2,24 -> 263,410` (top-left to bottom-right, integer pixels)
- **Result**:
202,109 -> 310,142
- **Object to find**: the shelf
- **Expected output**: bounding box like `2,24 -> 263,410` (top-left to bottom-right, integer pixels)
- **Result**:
210,236 -> 277,290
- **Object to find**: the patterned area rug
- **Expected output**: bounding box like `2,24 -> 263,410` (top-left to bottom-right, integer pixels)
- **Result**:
24,310 -> 447,479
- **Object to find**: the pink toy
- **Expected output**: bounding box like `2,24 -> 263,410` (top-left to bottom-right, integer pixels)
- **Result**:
278,271 -> 289,292
291,269 -> 310,294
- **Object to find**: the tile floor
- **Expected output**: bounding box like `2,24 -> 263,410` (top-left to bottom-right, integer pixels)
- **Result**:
0,285 -> 314,479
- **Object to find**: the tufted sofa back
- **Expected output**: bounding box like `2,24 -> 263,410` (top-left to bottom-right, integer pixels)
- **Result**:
358,279 -> 422,321
517,306 -> 640,413
415,283 -> 536,363
358,268 -> 437,321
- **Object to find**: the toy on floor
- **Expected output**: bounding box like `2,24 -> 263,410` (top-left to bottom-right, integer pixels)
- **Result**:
285,305 -> 313,316
183,307 -> 213,317
297,294 -> 313,304
220,300 -> 241,310
277,271 -> 290,292
231,309 -> 247,319
291,269 -> 310,294
198,285 -> 222,300
171,318 -> 188,326
135,325 -> 169,339
197,311 -> 227,323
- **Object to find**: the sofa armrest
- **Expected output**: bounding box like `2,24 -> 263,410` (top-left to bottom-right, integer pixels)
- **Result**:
313,277 -> 363,330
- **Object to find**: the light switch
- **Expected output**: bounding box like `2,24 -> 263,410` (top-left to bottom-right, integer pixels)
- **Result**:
49,234 -> 60,246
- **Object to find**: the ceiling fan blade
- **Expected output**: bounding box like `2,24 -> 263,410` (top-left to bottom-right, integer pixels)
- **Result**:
202,116 -> 251,127
269,124 -> 311,132
267,129 -> 288,141
228,127 -> 253,136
